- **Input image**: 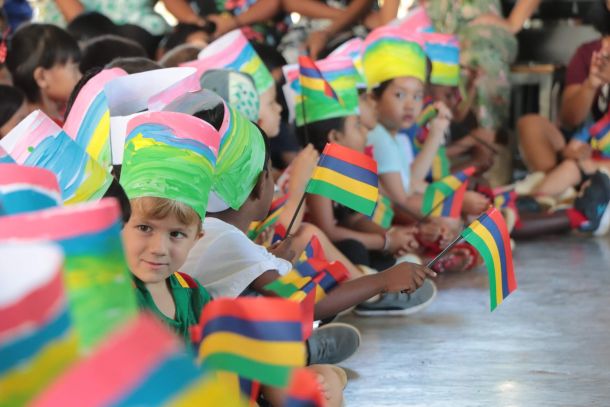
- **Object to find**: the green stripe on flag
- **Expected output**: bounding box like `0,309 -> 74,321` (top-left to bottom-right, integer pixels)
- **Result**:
306,179 -> 376,215
462,227 -> 498,311
202,353 -> 294,387
264,280 -> 301,298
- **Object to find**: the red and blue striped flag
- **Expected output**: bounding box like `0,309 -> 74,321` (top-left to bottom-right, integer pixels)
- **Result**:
299,56 -> 342,104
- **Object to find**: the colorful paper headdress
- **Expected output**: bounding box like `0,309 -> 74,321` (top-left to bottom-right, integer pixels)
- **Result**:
362,26 -> 427,88
184,29 -> 274,95
0,110 -> 113,204
120,111 -> 220,219
200,69 -> 260,122
0,241 -> 77,406
63,68 -> 128,170
0,146 -> 14,163
392,5 -> 434,33
159,90 -> 267,212
423,33 -> 460,86
328,38 -> 366,89
0,164 -> 62,215
284,56 -> 359,126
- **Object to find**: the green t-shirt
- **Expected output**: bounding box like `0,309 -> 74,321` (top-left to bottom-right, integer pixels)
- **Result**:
134,272 -> 211,346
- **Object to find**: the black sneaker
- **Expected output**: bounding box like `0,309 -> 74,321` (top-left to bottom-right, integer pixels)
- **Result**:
306,322 -> 361,365
574,170 -> 610,236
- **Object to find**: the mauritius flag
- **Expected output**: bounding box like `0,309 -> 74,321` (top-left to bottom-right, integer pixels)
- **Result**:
369,194 -> 394,228
192,297 -> 306,388
422,166 -> 476,218
299,56 -> 342,105
306,143 -> 379,215
461,208 -> 517,311
589,112 -> 610,157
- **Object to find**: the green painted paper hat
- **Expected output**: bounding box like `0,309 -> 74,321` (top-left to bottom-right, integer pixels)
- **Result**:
120,111 -> 221,219
294,56 -> 359,126
159,90 -> 267,212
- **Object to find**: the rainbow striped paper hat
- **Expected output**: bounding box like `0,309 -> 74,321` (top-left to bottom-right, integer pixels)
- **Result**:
0,164 -> 62,215
328,38 -> 366,88
120,111 -> 221,219
160,90 -> 267,211
185,29 -> 274,95
0,110 -> 113,204
423,33 -> 460,86
362,26 -> 427,88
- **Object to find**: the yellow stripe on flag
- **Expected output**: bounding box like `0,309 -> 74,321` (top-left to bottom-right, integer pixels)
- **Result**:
198,333 -> 306,366
468,220 -> 504,305
300,76 -> 327,93
311,167 -> 378,202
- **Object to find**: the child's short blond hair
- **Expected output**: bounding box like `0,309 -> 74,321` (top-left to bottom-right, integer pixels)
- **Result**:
130,197 -> 202,233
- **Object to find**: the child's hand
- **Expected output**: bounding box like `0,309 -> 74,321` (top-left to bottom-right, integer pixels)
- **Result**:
463,190 -> 490,216
268,236 -> 295,261
381,262 -> 437,293
429,101 -> 452,140
392,226 -> 420,256
288,144 -> 319,197
417,221 -> 442,244
562,140 -> 591,161
386,227 -> 418,255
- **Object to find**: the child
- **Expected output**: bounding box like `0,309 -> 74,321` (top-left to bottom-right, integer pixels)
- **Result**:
119,111 -> 218,344
6,23 -> 81,124
362,28 -> 489,218
79,35 -> 146,74
0,85 -> 29,138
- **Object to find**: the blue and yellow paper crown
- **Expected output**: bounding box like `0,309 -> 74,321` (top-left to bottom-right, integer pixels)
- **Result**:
362,26 -> 427,88
423,33 -> 460,86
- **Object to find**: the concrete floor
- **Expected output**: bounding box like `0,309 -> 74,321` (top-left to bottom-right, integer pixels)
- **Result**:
340,235 -> 610,407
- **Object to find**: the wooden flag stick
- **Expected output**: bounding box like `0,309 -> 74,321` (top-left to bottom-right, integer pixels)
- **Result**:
416,196 -> 448,226
284,193 -> 307,238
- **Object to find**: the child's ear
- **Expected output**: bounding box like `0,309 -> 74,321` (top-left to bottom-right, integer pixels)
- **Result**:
328,129 -> 342,144
250,171 -> 265,201
33,67 -> 49,90
196,229 -> 205,240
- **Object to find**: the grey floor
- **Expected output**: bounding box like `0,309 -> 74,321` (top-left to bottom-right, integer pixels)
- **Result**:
340,235 -> 610,407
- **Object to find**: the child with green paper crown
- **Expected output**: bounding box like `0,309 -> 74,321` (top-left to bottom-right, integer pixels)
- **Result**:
291,57 -> 438,316
362,27 -> 490,221
118,111 -> 218,345
118,109 -> 345,406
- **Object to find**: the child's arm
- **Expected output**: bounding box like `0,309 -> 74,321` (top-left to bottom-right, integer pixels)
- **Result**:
410,102 -> 451,185
314,262 -> 437,319
55,0 -> 85,21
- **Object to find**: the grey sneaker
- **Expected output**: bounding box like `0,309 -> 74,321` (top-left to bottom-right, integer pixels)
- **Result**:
307,322 -> 361,365
353,279 -> 437,316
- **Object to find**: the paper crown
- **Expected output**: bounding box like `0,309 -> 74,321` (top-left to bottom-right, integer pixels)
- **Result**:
423,33 -> 460,86
362,26 -> 427,88
159,90 -> 267,211
120,111 -> 220,219
0,110 -> 113,204
328,38 -> 366,89
184,29 -> 274,95
0,146 -> 14,163
283,57 -> 359,126
63,68 -> 127,170
0,164 -> 62,215
200,69 -> 260,122
392,5 -> 434,33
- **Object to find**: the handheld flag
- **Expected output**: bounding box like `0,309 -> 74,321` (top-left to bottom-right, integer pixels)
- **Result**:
461,208 -> 517,311
422,167 -> 476,218
589,113 -> 610,157
192,297 -> 306,388
369,194 -> 394,228
299,56 -> 342,105
306,143 -> 379,216
285,368 -> 325,407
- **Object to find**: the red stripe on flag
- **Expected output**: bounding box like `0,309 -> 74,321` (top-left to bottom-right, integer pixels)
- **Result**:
489,208 -> 517,292
195,297 -> 303,327
298,56 -> 319,71
322,143 -> 377,174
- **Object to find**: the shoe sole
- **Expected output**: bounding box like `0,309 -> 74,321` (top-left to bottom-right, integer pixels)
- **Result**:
352,283 -> 438,317
594,203 -> 610,237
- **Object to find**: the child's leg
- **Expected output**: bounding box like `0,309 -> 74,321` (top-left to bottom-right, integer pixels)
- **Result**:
291,222 -> 365,278
532,159 -> 583,197
517,114 -> 566,173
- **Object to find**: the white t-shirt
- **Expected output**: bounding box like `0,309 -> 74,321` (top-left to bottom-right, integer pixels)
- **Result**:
181,217 -> 292,299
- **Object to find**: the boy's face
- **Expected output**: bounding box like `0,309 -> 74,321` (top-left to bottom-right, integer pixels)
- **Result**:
428,84 -> 459,111
122,200 -> 203,284
376,77 -> 424,133
258,86 -> 282,138
358,92 -> 378,131
333,115 -> 368,153
39,59 -> 82,104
